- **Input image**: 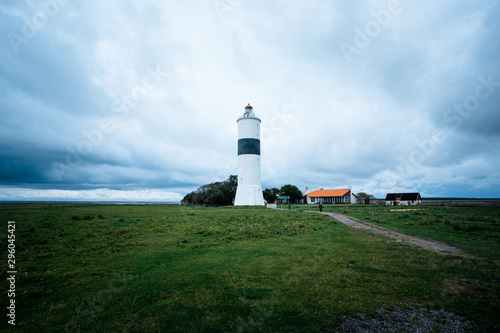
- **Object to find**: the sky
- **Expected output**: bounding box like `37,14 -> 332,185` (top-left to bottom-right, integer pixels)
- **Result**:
1,0 -> 500,201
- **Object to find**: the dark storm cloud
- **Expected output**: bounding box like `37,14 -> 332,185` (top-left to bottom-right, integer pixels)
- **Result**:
0,0 -> 499,200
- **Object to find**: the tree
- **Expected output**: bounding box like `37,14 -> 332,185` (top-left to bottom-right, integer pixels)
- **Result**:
182,175 -> 238,206
181,192 -> 193,204
206,176 -> 237,206
263,188 -> 279,203
192,183 -> 213,205
206,184 -> 226,206
356,192 -> 372,204
225,175 -> 238,195
279,184 -> 303,203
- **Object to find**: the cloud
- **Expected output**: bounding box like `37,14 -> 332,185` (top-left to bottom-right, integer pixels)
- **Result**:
0,187 -> 183,202
0,0 -> 499,200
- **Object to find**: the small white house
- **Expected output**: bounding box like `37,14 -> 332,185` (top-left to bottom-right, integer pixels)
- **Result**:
385,193 -> 422,206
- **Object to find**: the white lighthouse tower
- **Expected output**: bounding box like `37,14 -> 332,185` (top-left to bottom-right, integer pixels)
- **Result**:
234,103 -> 265,206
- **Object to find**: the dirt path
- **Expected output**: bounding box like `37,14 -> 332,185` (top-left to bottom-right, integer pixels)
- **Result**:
304,210 -> 474,257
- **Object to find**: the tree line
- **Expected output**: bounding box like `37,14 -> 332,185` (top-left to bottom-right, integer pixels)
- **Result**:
182,175 -> 238,206
182,176 -> 303,206
262,184 -> 303,203
182,176 -> 373,205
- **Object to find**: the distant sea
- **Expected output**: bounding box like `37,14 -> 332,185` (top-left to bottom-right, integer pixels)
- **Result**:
0,201 -> 181,205
423,197 -> 499,201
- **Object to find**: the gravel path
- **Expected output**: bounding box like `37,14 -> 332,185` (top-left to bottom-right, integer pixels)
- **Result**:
304,211 -> 474,258
301,211 -> 480,331
335,302 -> 472,333
259,208 -> 494,331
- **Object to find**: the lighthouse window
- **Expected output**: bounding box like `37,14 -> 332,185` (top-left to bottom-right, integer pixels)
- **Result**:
238,138 -> 260,155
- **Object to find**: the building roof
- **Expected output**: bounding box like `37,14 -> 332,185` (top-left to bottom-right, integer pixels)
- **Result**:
245,103 -> 253,108
307,189 -> 350,198
302,187 -> 313,195
385,193 -> 421,201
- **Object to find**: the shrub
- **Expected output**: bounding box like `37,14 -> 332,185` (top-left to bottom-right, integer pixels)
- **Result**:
443,216 -> 451,225
419,217 -> 432,226
463,224 -> 481,232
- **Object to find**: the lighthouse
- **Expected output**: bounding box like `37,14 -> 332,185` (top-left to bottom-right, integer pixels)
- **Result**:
234,103 -> 265,206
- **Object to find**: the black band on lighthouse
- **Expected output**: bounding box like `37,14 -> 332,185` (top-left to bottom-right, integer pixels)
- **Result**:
238,138 -> 260,156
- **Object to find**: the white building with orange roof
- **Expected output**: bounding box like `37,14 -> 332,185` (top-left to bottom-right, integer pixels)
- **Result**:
304,188 -> 357,204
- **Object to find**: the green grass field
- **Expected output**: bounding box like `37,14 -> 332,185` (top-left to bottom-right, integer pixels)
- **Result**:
300,203 -> 500,261
1,204 -> 499,332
